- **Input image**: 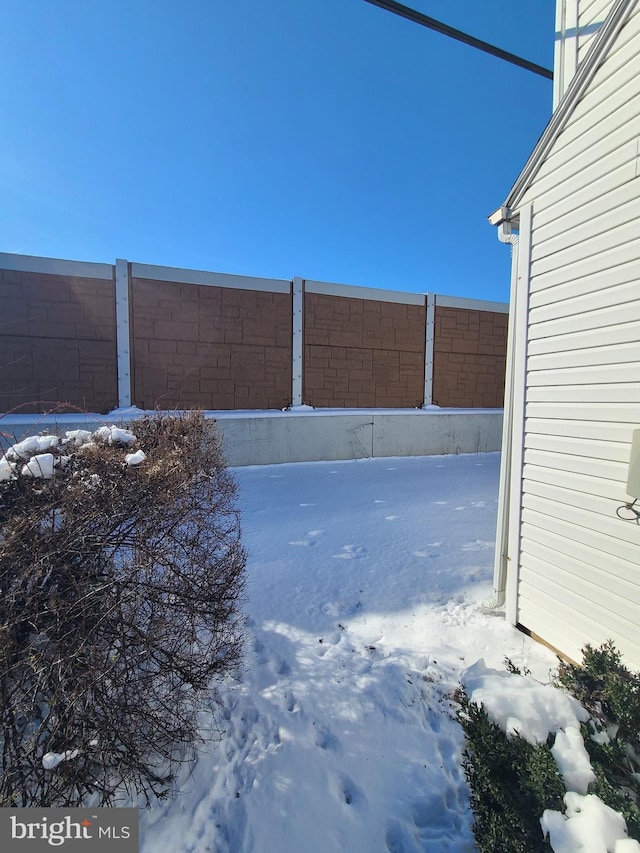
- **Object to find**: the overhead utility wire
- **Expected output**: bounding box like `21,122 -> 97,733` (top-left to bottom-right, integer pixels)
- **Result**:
362,0 -> 554,80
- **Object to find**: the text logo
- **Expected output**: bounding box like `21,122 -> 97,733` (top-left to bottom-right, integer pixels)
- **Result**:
0,808 -> 138,851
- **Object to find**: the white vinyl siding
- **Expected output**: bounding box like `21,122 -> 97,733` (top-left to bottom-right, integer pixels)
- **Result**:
554,1 -> 616,107
511,4 -> 640,668
578,0 -> 616,62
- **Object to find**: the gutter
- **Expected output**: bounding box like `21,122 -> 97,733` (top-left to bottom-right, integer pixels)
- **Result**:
484,207 -> 519,610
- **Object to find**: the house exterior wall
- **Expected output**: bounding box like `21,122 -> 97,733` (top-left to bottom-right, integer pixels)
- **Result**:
578,0 -> 615,62
0,264 -> 118,414
554,0 -> 615,107
510,3 -> 640,667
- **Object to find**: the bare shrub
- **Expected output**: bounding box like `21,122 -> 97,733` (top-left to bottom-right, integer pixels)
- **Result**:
0,411 -> 246,807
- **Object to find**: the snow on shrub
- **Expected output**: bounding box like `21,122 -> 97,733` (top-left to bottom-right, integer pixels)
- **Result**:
0,412 -> 246,807
460,649 -> 640,853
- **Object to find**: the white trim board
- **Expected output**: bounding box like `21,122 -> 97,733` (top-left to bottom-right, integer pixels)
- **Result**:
130,262 -> 291,293
115,259 -> 132,409
0,252 -> 113,281
435,294 -> 509,313
305,279 -> 426,306
292,277 -> 304,407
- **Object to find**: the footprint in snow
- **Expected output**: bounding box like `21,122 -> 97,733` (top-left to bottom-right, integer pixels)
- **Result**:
471,500 -> 486,507
333,545 -> 367,560
323,600 -> 362,616
269,656 -> 290,677
284,691 -> 300,714
384,515 -> 399,521
289,529 -> 324,547
330,772 -> 366,810
313,723 -> 340,753
412,793 -> 456,832
385,820 -> 416,853
461,540 -> 493,552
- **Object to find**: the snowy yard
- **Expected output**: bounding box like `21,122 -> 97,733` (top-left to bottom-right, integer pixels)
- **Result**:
140,452 -> 558,852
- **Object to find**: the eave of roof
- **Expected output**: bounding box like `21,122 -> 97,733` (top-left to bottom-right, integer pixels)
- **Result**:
491,0 -> 636,226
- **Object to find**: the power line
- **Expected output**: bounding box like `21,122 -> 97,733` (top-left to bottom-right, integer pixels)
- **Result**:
362,0 -> 553,80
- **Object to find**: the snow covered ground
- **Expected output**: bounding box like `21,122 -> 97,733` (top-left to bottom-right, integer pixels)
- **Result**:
2,427 -> 636,851
139,452 -> 560,852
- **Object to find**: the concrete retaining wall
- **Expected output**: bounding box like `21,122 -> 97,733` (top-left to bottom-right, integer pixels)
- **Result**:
0,409 -> 503,467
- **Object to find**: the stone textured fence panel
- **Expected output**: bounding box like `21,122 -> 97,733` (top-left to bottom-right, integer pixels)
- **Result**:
0,254 -> 508,414
0,260 -> 117,413
304,289 -> 426,408
432,305 -> 508,407
130,276 -> 292,410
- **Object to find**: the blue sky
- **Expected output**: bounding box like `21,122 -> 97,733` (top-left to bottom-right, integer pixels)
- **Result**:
1,1 -> 554,302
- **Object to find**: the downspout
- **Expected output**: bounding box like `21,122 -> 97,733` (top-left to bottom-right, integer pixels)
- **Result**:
484,212 -> 519,609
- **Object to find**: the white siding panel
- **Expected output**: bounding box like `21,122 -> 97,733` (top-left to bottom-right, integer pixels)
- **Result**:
527,321 -> 640,356
580,10 -> 640,98
528,340 -> 639,371
519,571 -> 640,652
523,448 -> 627,481
559,60 -> 640,157
522,476 -> 624,517
529,237 -> 640,292
521,521 -> 638,576
542,7 -> 640,163
578,0 -> 632,65
531,218 -> 640,279
526,417 -> 636,443
523,464 -> 625,506
579,0 -> 614,27
532,151 -> 636,239
532,192 -> 640,264
526,402 -> 640,424
524,432 -> 631,463
529,259 -> 640,310
518,579 -> 640,666
523,534 -> 640,593
527,101 -> 640,201
523,493 -> 640,548
523,461 -> 628,503
528,300 -> 640,338
526,382 -> 639,404
519,107 -> 640,211
521,555 -> 640,627
522,508 -> 640,564
518,595 -> 640,669
527,361 -> 640,387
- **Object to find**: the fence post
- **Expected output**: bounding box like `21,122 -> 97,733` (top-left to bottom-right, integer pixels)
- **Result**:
292,277 -> 304,407
423,292 -> 435,407
115,259 -> 132,409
